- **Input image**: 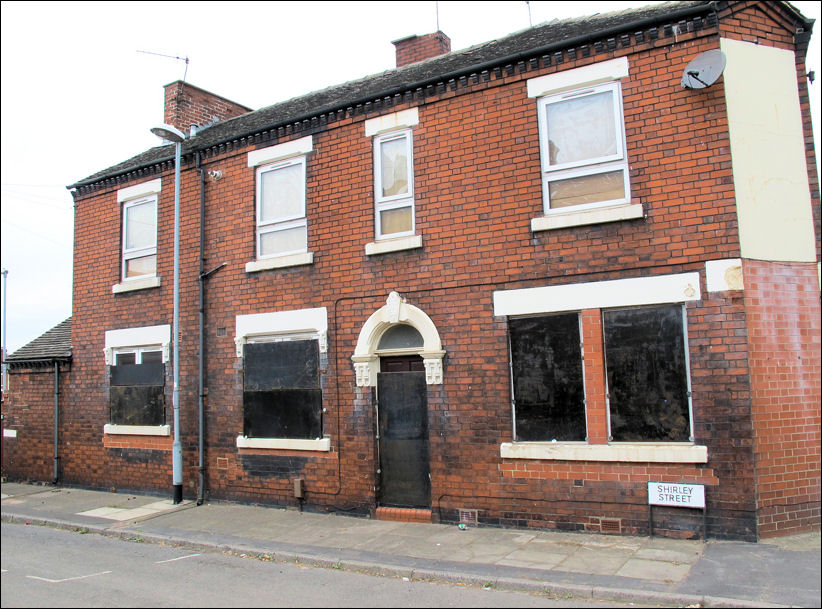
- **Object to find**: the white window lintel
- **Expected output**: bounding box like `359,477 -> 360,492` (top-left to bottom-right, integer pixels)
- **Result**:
104,324 -> 171,365
527,57 -> 629,98
493,272 -> 701,317
247,135 -> 313,168
235,307 -> 328,356
117,178 -> 162,203
365,107 -> 419,137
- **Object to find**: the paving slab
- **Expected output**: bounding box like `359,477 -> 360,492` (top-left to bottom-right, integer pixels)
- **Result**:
616,557 -> 692,582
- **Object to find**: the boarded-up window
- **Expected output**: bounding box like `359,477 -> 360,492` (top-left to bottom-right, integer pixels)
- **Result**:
243,340 -> 322,439
604,305 -> 691,442
109,349 -> 164,426
509,314 -> 586,441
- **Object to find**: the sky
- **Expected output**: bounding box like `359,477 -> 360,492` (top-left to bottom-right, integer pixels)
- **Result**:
1,0 -> 820,356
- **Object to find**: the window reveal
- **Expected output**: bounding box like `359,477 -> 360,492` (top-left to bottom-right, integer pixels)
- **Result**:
243,340 -> 322,439
109,348 -> 165,426
604,305 -> 691,442
509,314 -> 586,441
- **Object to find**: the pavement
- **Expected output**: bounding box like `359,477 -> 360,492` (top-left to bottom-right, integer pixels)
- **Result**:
2,481 -> 819,608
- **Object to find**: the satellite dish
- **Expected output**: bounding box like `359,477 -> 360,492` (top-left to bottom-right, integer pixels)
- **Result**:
681,49 -> 727,89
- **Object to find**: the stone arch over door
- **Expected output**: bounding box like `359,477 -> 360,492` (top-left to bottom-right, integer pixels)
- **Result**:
352,292 -> 445,386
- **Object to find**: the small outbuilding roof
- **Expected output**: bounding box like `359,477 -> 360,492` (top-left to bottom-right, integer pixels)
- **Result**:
6,318 -> 72,364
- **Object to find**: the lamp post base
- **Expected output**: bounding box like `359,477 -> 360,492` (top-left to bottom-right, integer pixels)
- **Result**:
173,484 -> 183,504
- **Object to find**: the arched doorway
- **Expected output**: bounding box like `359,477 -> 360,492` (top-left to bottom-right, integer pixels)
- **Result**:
352,293 -> 445,509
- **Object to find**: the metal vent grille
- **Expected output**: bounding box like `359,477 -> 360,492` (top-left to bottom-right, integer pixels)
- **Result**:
600,518 -> 621,533
459,509 -> 478,525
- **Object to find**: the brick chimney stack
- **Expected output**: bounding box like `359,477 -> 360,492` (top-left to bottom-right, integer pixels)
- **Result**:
163,81 -> 253,136
392,31 -> 451,68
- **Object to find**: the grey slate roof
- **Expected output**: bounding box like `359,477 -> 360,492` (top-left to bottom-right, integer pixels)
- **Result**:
68,1 -> 808,190
7,318 -> 72,363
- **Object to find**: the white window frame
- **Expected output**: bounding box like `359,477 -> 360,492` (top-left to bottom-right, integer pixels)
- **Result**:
255,155 -> 308,260
112,346 -> 164,365
121,193 -> 158,282
537,80 -> 630,213
245,136 -> 314,272
374,128 -> 415,240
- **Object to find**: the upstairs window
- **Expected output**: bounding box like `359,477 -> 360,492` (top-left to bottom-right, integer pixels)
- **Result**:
374,128 -> 415,239
122,194 -> 157,280
256,156 -> 307,258
538,81 -> 629,211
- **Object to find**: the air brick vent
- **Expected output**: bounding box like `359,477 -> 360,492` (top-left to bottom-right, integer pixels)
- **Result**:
459,508 -> 479,525
600,518 -> 622,533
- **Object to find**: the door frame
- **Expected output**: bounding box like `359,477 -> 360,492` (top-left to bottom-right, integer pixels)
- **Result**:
376,355 -> 430,508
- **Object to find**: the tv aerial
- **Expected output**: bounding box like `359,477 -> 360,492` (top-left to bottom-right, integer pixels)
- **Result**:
681,49 -> 726,89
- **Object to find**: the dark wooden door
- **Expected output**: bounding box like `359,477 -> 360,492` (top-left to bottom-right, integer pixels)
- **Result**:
377,356 -> 430,507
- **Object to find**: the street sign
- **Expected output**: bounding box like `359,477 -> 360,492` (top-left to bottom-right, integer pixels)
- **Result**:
648,482 -> 705,508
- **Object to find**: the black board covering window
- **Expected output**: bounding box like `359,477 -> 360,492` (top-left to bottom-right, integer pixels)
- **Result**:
509,314 -> 586,441
604,305 -> 690,442
109,358 -> 165,426
243,340 -> 322,439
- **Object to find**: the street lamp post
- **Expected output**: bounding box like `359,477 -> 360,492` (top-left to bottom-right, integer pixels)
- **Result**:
150,124 -> 185,504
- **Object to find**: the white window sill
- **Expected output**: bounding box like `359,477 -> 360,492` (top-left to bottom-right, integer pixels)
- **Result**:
500,442 -> 708,463
531,202 -> 643,232
104,424 -> 171,436
236,436 -> 331,452
365,234 -> 422,256
112,276 -> 161,294
245,252 -> 314,273
4,429 -> 18,438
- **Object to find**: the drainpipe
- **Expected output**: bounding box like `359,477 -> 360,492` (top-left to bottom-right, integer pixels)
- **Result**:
197,153 -> 206,505
196,151 -> 224,505
53,360 -> 59,484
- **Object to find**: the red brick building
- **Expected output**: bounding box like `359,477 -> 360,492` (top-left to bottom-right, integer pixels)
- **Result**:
3,1 -> 820,540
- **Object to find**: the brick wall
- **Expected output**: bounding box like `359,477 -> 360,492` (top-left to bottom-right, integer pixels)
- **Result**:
2,364 -> 68,482
59,3 -> 819,539
393,32 -> 451,67
743,259 -> 821,537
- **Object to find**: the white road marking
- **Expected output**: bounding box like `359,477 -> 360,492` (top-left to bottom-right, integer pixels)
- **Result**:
26,570 -> 112,583
155,554 -> 201,564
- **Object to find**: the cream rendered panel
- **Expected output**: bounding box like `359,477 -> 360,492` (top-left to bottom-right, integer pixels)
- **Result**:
721,38 -> 815,262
